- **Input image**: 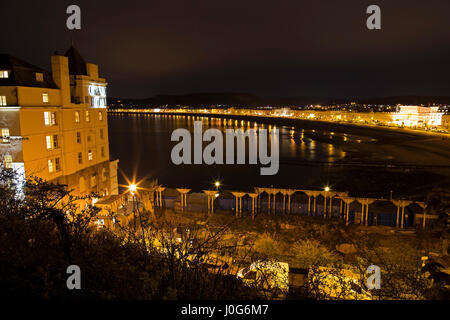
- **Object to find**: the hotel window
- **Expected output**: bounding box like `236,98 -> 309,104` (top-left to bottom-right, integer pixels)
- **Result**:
44,112 -> 50,126
75,111 -> 80,123
78,152 -> 83,164
46,135 -> 58,150
3,155 -> 12,169
101,146 -> 105,158
0,70 -> 9,78
48,159 -> 54,173
42,93 -> 49,103
85,110 -> 90,122
1,128 -> 10,143
36,73 -> 44,82
88,150 -> 93,161
98,111 -> 103,121
44,111 -> 57,126
76,132 -> 81,143
46,136 -> 52,149
55,158 -> 61,171
0,96 -> 6,106
100,128 -> 104,139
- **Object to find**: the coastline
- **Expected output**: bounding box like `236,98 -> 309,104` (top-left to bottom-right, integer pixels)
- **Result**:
109,110 -> 450,168
108,111 -> 450,199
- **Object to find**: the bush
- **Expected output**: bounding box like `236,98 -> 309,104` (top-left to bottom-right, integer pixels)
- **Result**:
290,240 -> 340,268
253,233 -> 283,259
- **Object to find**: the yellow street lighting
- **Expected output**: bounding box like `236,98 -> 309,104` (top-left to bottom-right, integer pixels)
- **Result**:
129,184 -> 137,193
324,186 -> 330,192
215,181 -> 220,188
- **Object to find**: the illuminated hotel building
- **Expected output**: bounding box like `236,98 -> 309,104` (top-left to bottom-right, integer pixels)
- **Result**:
0,45 -> 118,197
391,105 -> 443,128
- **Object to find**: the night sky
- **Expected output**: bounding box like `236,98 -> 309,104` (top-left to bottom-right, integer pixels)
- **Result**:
1,0 -> 450,99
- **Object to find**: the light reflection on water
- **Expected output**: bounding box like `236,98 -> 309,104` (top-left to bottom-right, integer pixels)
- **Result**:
108,114 -> 351,190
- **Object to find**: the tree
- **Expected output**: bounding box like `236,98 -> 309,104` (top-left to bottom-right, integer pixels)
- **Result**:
0,168 -> 259,299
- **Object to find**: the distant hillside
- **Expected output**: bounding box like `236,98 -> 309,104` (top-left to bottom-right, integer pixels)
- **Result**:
108,92 -> 329,108
108,93 -> 450,108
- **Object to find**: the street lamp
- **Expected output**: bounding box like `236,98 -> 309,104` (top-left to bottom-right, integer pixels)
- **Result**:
324,186 -> 330,192
215,181 -> 220,190
128,184 -> 138,230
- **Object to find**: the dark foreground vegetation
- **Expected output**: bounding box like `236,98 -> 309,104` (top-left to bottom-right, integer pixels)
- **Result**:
0,168 -> 449,299
0,169 -> 258,299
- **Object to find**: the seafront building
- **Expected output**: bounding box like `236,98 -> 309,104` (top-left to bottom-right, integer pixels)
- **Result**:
391,106 -> 443,127
0,46 -> 118,199
111,105 -> 447,131
226,106 -> 445,129
110,105 -> 450,131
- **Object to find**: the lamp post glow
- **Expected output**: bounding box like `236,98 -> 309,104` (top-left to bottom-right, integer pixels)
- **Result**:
324,186 -> 330,192
128,183 -> 138,231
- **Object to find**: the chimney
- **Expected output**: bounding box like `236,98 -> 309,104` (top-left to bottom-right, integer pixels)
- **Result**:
86,63 -> 99,79
51,55 -> 71,106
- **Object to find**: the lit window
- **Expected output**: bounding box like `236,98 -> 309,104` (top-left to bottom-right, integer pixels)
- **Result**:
98,111 -> 103,121
3,155 -> 12,169
1,128 -> 10,143
75,111 -> 80,123
44,112 -> 50,126
0,96 -> 6,106
78,152 -> 83,164
85,110 -> 90,122
36,73 -> 44,82
44,111 -> 57,126
0,70 -> 8,78
55,158 -> 60,171
46,136 -> 52,149
88,150 -> 93,161
42,93 -> 49,103
48,159 -> 54,173
51,112 -> 57,125
76,132 -> 81,143
46,135 -> 58,149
